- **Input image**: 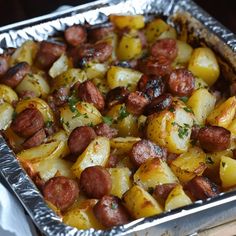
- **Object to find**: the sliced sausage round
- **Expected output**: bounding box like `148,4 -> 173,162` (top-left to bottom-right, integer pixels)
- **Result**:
36,41 -> 66,69
106,154 -> 119,168
198,126 -> 230,152
138,56 -> 172,77
130,139 -> 167,167
94,123 -> 118,139
151,38 -> 178,61
1,62 -> 31,88
153,183 -> 178,203
106,86 -> 129,108
64,25 -> 87,47
93,195 -> 130,228
78,42 -> 112,63
22,128 -> 46,149
77,80 -> 105,110
43,176 -> 79,211
68,126 -> 97,155
0,54 -> 9,78
79,166 -> 112,198
88,24 -> 114,43
185,176 -> 219,200
11,108 -> 44,138
125,91 -> 149,116
138,75 -> 166,100
51,87 -> 69,107
145,93 -> 173,115
167,68 -> 195,97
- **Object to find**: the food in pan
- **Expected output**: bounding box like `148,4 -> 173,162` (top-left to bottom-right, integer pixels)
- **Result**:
0,14 -> 235,230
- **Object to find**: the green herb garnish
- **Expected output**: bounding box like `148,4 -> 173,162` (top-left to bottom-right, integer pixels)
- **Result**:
102,116 -> 113,125
118,105 -> 129,120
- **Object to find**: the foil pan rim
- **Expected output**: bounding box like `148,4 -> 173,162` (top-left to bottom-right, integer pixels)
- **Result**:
0,0 -> 236,235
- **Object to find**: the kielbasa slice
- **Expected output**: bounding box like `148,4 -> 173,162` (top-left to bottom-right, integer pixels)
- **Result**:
93,195 -> 130,228
94,123 -> 118,139
106,86 -> 129,109
130,139 -> 167,167
68,126 -> 97,155
185,176 -> 219,200
43,176 -> 79,211
145,93 -> 173,115
1,62 -> 31,88
125,91 -> 149,116
77,80 -> 105,110
22,128 -> 46,149
153,183 -> 178,204
151,38 -> 177,61
138,56 -> 172,77
36,41 -> 66,69
78,42 -> 112,63
64,25 -> 87,47
11,108 -> 44,138
167,68 -> 195,97
198,126 -> 230,152
80,166 -> 112,198
50,87 -> 69,107
88,24 -> 114,43
138,75 -> 166,100
106,154 -> 119,168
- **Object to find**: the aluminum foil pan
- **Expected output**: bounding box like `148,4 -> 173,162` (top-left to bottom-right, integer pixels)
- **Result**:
0,0 -> 236,235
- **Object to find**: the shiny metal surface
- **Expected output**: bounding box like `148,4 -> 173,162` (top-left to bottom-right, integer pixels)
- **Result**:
0,0 -> 236,235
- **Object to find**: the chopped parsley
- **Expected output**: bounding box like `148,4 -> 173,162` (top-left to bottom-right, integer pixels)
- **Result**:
102,116 -> 113,125
172,122 -> 190,139
87,122 -> 94,127
222,162 -> 226,168
180,97 -> 188,103
178,124 -> 190,139
60,117 -> 64,124
169,107 -> 175,112
183,107 -> 193,113
68,96 -> 79,112
118,105 -> 129,120
206,156 -> 214,165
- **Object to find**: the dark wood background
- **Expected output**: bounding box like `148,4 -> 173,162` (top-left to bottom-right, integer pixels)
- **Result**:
0,0 -> 235,33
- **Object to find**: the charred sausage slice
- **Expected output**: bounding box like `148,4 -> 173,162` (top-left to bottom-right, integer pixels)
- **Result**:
43,176 -> 79,211
106,86 -> 129,109
153,183 -> 178,204
78,42 -> 112,63
94,123 -> 118,139
167,68 -> 195,97
68,126 -> 97,155
198,126 -> 230,152
145,93 -> 173,115
151,38 -> 177,61
185,176 -> 219,200
138,75 -> 166,100
80,166 -> 112,198
11,108 -> 44,138
77,80 -> 105,110
130,139 -> 167,167
93,195 -> 130,228
125,91 -> 149,116
64,25 -> 87,47
1,62 -> 31,88
22,129 -> 46,149
36,41 -> 66,69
